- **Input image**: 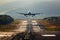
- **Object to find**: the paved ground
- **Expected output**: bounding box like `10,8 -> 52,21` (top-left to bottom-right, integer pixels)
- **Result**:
13,20 -> 46,33
0,19 -> 59,40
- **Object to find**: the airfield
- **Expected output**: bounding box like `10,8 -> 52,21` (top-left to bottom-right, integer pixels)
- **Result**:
0,19 -> 59,40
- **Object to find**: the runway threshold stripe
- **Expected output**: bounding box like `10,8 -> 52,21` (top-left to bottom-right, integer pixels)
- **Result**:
42,34 -> 56,37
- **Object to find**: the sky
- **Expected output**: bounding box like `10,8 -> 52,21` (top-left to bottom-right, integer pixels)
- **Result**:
0,0 -> 60,19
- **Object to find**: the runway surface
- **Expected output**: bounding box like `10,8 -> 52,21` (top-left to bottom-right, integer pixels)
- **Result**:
13,20 -> 46,33
11,20 -> 56,40
0,19 -> 57,40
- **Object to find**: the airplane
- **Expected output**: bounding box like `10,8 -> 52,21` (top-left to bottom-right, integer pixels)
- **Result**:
18,12 -> 40,17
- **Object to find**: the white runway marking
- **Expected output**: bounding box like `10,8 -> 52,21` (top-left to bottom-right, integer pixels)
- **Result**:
32,20 -> 38,25
33,26 -> 40,32
13,20 -> 28,32
32,20 -> 45,32
42,34 -> 56,37
13,20 -> 45,33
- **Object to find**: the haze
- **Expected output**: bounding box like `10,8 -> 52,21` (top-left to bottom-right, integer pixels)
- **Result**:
0,0 -> 60,19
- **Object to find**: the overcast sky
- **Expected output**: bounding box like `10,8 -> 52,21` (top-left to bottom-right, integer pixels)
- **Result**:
0,0 -> 60,19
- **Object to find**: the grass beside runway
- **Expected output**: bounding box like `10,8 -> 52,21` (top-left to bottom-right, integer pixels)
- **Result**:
0,19 -> 20,32
37,19 -> 59,31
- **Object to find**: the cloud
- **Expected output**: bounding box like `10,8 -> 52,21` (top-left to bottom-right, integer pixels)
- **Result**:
0,0 -> 57,5
0,8 -> 18,15
0,0 -> 60,19
0,0 -> 16,5
0,0 -> 59,5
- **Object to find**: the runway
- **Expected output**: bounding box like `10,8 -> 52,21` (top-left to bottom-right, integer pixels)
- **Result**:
11,20 -> 56,40
0,19 -> 57,40
13,20 -> 46,34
